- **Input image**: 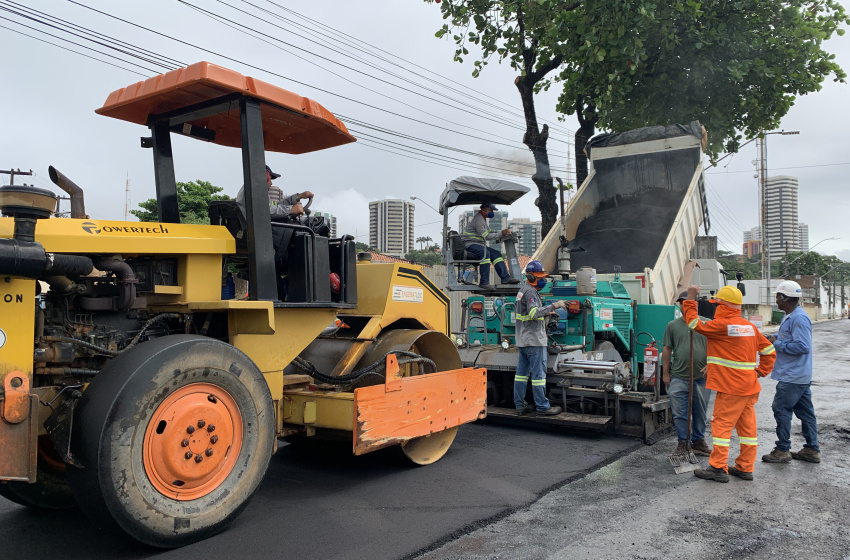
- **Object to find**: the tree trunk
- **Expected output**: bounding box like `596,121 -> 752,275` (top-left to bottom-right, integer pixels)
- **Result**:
574,98 -> 598,194
515,77 -> 557,238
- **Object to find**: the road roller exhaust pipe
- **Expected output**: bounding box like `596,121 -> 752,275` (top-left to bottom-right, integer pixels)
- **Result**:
48,166 -> 88,219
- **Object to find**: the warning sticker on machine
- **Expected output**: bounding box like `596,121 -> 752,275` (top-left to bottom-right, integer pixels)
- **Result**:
392,285 -> 424,303
600,308 -> 613,320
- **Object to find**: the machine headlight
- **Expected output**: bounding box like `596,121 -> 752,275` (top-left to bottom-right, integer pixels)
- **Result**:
501,340 -> 510,350
613,384 -> 624,394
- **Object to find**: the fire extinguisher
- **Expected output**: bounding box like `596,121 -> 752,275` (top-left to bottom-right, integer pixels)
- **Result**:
643,341 -> 659,384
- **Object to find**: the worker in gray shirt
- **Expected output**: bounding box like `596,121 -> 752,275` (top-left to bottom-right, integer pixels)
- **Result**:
513,260 -> 566,416
662,291 -> 712,458
461,201 -> 519,289
235,164 -> 313,219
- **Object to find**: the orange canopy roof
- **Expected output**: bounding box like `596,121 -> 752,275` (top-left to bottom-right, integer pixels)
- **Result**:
96,62 -> 356,154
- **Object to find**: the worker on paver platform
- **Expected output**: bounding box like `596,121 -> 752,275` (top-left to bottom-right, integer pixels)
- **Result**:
513,260 -> 564,416
461,201 -> 520,289
663,291 -> 712,457
762,280 -> 821,464
682,285 -> 776,483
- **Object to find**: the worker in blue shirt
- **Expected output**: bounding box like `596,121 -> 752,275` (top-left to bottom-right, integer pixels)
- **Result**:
762,280 -> 820,464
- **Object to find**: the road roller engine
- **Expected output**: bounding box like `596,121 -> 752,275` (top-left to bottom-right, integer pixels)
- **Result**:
0,62 -> 486,548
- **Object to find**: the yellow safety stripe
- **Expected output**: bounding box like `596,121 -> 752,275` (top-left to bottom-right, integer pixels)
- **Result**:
492,257 -> 505,265
739,436 -> 758,446
707,356 -> 757,369
517,307 -> 545,322
514,375 -> 529,382
480,259 -> 492,265
531,379 -> 546,386
712,437 -> 730,447
759,344 -> 775,355
688,318 -> 698,329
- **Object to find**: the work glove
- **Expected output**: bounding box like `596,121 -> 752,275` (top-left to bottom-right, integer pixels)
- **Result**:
551,300 -> 567,310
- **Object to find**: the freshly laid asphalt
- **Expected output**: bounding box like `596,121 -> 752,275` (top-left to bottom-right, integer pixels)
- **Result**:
1,412 -> 634,559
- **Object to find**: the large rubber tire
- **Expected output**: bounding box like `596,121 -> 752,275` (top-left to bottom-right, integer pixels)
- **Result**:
66,335 -> 274,548
0,437 -> 75,510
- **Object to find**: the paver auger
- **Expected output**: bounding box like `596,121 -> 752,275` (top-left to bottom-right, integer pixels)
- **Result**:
0,62 -> 486,547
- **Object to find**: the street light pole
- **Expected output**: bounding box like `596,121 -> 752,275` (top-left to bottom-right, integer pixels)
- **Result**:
782,237 -> 839,278
409,196 -> 440,215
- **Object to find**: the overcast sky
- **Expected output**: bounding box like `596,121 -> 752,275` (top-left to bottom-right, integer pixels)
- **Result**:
2,1 -> 848,262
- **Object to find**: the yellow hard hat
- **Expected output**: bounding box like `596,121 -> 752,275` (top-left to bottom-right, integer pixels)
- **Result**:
711,285 -> 743,305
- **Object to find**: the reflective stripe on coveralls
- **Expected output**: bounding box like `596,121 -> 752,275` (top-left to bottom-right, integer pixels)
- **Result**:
514,375 -> 529,383
516,307 -> 545,322
706,357 -> 757,369
709,392 -> 760,472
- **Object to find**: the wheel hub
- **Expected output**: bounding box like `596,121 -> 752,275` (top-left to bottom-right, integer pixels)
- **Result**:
143,382 -> 243,500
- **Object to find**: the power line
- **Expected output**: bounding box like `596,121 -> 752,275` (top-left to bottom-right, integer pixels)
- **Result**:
3,2 -> 557,182
188,0 -> 531,135
179,0 -> 537,152
0,2 -> 173,71
255,0 -> 576,140
0,22 -> 148,76
65,0 -> 555,156
706,161 -> 850,174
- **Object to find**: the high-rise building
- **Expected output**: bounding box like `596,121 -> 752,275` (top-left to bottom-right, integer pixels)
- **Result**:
764,175 -> 799,259
797,223 -> 809,252
312,211 -> 337,238
743,226 -> 761,243
369,199 -> 415,257
458,210 -> 508,234
508,217 -> 542,256
743,240 -> 762,259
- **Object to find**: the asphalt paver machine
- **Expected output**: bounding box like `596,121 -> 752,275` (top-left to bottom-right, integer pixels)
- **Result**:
443,123 -> 716,441
0,62 -> 486,547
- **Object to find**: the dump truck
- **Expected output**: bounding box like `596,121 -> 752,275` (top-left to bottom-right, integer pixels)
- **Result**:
443,122 -> 722,441
0,62 -> 486,547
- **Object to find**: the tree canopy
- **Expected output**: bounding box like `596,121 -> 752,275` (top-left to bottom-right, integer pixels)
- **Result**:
405,249 -> 443,266
131,180 -> 230,224
429,0 -> 848,235
555,0 -> 848,158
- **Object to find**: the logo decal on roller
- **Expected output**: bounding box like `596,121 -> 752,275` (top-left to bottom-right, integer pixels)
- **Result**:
392,285 -> 424,303
0,328 -> 6,349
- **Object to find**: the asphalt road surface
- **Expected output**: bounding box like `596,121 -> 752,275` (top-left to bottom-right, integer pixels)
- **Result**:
1,415 -> 635,559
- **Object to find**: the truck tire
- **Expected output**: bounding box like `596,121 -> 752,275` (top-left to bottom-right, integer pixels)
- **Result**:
66,335 -> 274,548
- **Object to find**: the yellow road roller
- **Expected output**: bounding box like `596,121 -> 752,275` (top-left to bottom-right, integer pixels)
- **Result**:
0,62 -> 486,547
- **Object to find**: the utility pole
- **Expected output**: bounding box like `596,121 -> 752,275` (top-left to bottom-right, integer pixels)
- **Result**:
755,131 -> 801,305
757,135 -> 770,306
841,271 -> 846,319
832,270 -> 837,320
123,173 -> 131,221
0,168 -> 33,185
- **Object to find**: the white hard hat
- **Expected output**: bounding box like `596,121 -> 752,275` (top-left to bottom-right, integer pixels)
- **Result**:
776,280 -> 803,298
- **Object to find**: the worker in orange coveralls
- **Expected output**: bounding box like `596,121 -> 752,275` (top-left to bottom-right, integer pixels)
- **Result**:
682,285 -> 776,483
